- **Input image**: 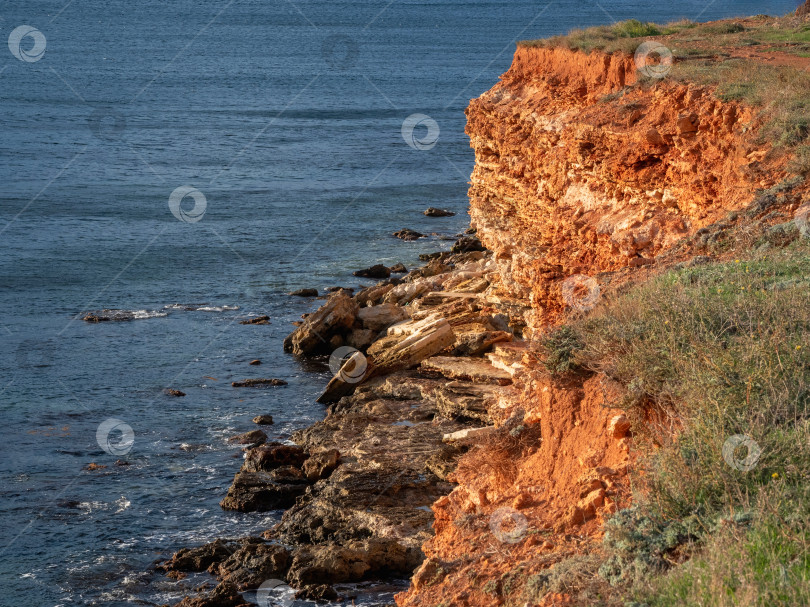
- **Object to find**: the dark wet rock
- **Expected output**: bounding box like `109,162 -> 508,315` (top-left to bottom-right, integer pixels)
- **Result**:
287,538 -> 423,587
164,388 -> 186,397
220,467 -> 309,512
252,415 -> 274,425
326,286 -> 354,294
451,235 -> 486,253
290,288 -> 319,297
227,429 -> 268,446
163,539 -> 237,572
175,580 -> 248,607
388,262 -> 408,274
243,444 -> 307,471
249,359 -> 261,366
302,449 -> 340,482
295,584 -> 339,602
239,315 -> 270,325
83,463 -> 107,471
353,264 -> 391,279
231,378 -> 287,388
283,292 -> 358,356
115,459 -> 130,466
211,543 -> 290,590
392,228 -> 424,241
82,309 -> 160,322
424,207 -> 455,217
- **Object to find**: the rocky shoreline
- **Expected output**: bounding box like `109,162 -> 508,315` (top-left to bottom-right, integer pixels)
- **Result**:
160,233 -> 535,606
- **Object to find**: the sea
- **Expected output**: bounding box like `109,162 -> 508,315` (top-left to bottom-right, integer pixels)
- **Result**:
0,1 -> 798,605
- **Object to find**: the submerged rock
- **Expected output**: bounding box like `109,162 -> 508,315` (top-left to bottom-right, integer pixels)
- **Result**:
392,228 -> 424,241
231,378 -> 287,388
289,288 -> 319,297
353,264 -> 391,279
164,388 -> 186,397
283,292 -> 358,356
424,207 -> 455,217
239,315 -> 270,325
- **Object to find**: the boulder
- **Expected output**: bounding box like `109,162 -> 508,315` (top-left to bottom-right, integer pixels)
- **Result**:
357,303 -> 410,332
252,415 -> 274,425
227,429 -> 267,446
243,444 -> 307,471
388,262 -> 408,274
211,543 -> 290,590
424,208 -> 455,217
289,288 -> 319,297
164,388 -> 186,397
450,235 -> 485,253
163,539 -> 238,572
302,449 -> 341,482
175,581 -> 247,607
239,315 -> 270,325
392,228 -> 424,241
353,264 -> 391,279
220,467 -> 309,512
283,292 -> 358,356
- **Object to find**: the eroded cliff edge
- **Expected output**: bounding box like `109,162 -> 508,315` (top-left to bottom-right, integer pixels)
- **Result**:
466,45 -> 786,332
396,40 -> 806,607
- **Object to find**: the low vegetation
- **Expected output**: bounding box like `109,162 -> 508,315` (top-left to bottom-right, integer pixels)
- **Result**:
520,12 -> 810,171
542,234 -> 810,604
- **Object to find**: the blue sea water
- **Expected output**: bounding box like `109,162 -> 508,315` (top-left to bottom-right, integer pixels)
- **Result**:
0,1 -> 799,605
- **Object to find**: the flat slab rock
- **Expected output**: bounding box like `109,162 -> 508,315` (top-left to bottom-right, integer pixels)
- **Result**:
420,355 -> 513,384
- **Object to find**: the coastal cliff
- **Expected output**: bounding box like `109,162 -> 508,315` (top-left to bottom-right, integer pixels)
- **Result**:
465,44 -> 786,331
166,11 -> 810,607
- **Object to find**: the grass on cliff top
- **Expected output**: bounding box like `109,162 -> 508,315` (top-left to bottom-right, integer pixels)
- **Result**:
541,236 -> 810,604
520,14 -> 810,174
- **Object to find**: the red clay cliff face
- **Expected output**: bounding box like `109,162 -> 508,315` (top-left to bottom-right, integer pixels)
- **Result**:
466,45 -> 787,331
396,45 -> 793,607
